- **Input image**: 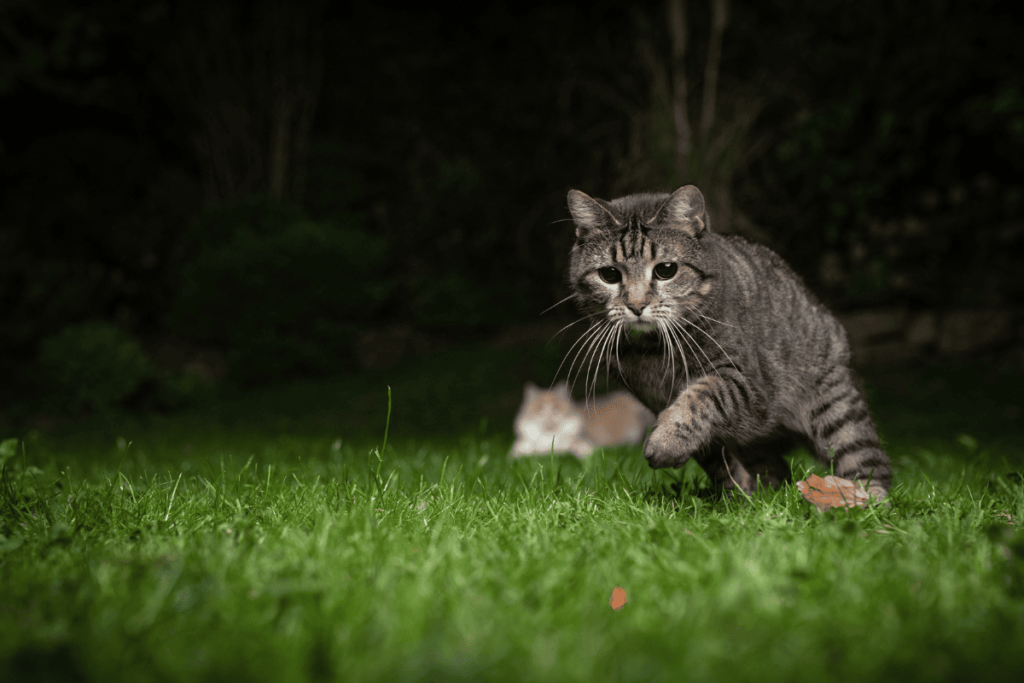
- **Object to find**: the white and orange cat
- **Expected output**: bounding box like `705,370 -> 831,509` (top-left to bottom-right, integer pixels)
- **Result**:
510,381 -> 655,459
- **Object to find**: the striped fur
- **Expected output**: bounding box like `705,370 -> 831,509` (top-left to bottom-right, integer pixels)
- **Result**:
563,185 -> 892,500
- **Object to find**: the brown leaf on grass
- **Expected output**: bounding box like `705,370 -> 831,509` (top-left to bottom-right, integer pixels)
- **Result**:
609,586 -> 628,611
796,474 -> 872,512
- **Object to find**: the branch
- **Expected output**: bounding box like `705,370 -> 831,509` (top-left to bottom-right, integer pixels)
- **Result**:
666,0 -> 691,182
700,0 -> 729,141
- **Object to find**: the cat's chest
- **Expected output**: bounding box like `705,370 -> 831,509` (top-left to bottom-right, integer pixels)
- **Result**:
614,347 -> 684,414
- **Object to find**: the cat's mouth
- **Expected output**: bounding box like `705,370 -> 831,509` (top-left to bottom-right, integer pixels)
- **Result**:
626,321 -> 656,335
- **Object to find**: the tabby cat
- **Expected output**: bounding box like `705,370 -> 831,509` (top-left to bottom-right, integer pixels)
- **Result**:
510,381 -> 655,459
562,185 -> 891,499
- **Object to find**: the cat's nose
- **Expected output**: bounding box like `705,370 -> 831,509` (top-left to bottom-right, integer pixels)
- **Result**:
626,302 -> 646,316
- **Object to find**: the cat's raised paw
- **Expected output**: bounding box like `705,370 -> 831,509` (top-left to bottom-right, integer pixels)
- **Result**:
643,423 -> 693,469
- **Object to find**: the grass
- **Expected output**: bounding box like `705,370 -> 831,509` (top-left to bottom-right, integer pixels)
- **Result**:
2,343 -> 1024,682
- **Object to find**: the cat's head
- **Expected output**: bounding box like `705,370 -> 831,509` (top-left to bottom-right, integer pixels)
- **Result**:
511,380 -> 590,458
516,380 -> 577,431
566,185 -> 715,335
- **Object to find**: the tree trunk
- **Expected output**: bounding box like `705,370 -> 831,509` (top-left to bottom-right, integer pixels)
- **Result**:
162,1 -> 324,206
700,0 -> 729,141
666,0 -> 691,183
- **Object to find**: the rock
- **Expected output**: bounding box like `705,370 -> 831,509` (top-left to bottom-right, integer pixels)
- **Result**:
938,309 -> 1013,355
854,340 -> 916,365
905,312 -> 938,347
839,309 -> 908,344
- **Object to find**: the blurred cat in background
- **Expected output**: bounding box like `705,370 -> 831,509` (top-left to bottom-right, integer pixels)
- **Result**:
510,380 -> 655,459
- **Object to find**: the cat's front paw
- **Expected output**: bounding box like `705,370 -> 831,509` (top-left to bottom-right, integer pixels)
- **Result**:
643,421 -> 695,469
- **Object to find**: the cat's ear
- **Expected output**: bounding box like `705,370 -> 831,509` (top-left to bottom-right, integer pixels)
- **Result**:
653,185 -> 709,237
567,189 -> 621,238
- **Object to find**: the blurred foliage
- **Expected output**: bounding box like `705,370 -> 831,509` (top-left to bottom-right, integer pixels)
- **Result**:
2,0 -> 1023,410
167,199 -> 392,384
37,321 -> 153,413
735,0 -> 1024,307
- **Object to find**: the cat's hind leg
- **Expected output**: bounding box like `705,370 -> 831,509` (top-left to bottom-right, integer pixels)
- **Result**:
734,433 -> 795,491
692,445 -> 755,494
693,437 -> 792,496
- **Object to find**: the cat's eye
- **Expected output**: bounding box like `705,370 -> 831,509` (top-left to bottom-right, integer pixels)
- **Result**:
598,267 -> 622,284
654,262 -> 678,280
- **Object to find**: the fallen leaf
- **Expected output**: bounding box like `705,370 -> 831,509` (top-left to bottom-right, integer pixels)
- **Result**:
796,474 -> 873,512
609,586 -> 628,611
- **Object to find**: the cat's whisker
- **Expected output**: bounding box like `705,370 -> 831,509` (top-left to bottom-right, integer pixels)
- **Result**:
655,319 -> 674,385
661,318 -> 688,397
580,326 -> 602,410
598,321 -> 610,401
604,321 -> 616,382
613,322 -> 634,392
585,323 -> 616,411
683,305 -> 752,361
569,322 -> 609,401
539,293 -> 579,316
591,323 -> 617,408
681,317 -> 751,390
679,323 -> 717,381
681,303 -> 749,360
570,324 -> 607,396
668,316 -> 713,377
554,322 -> 605,390
687,308 -> 738,329
549,312 -> 600,345
602,323 -> 618,388
666,319 -> 695,388
661,319 -> 678,397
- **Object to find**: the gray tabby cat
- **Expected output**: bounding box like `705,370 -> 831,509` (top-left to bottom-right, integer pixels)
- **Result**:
563,185 -> 891,500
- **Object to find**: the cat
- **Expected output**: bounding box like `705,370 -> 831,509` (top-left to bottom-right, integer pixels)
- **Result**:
510,380 -> 655,459
562,184 -> 892,500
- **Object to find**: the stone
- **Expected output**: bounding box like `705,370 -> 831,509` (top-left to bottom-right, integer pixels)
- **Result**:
905,311 -> 938,347
852,340 -> 916,366
839,309 -> 908,346
938,309 -> 1012,355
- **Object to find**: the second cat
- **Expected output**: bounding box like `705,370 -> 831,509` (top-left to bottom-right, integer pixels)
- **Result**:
510,381 -> 655,459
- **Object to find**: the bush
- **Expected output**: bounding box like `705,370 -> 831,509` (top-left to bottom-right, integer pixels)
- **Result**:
37,322 -> 154,412
168,202 -> 394,384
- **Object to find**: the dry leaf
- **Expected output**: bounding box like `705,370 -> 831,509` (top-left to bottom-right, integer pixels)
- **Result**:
796,474 -> 873,512
609,586 -> 628,611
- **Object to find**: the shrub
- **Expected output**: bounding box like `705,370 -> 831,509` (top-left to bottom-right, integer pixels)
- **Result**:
168,202 -> 394,384
37,322 -> 153,412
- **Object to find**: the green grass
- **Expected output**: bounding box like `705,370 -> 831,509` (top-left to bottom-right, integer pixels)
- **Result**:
2,345 -> 1024,682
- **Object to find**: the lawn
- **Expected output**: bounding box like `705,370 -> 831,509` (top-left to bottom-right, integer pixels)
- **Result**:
2,342 -> 1023,682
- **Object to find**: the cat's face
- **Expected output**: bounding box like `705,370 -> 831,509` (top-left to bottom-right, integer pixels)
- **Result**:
515,381 -> 579,433
511,381 -> 587,457
567,186 -> 715,335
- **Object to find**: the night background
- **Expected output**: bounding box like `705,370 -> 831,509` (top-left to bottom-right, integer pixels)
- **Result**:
2,0 -> 1022,425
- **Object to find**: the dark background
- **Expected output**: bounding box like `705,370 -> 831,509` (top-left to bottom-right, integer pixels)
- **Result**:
2,0 -> 1023,419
